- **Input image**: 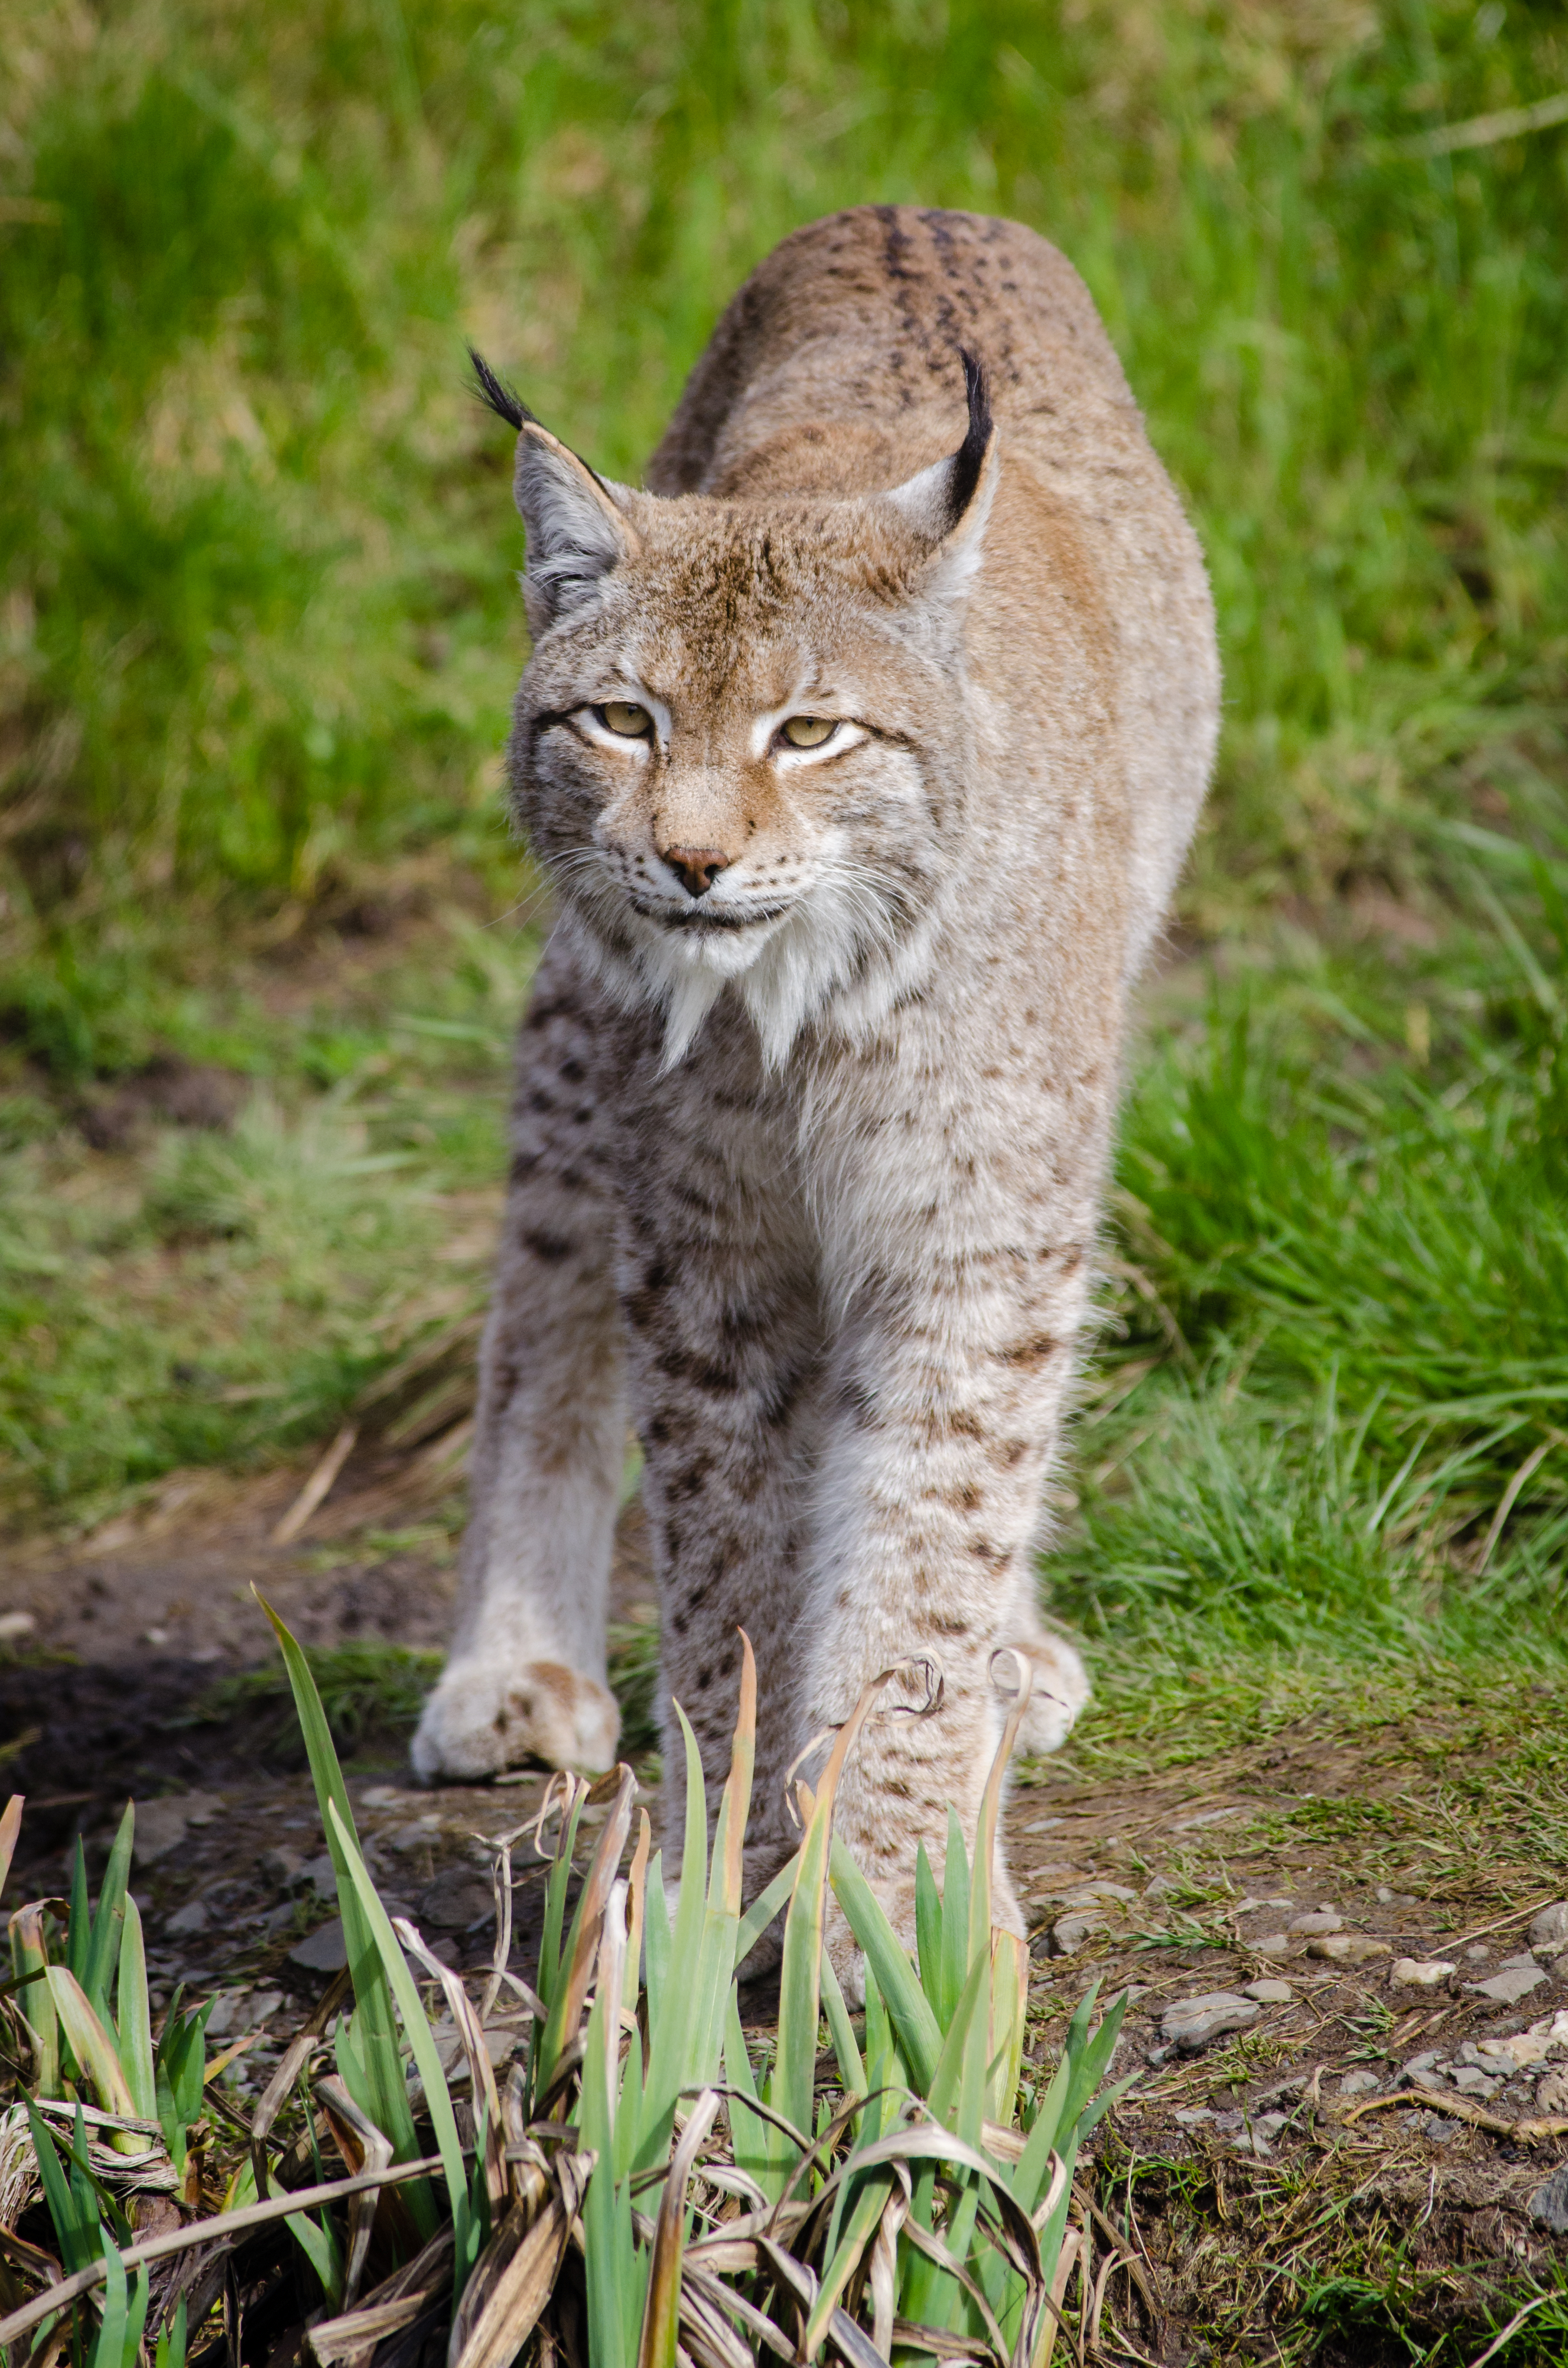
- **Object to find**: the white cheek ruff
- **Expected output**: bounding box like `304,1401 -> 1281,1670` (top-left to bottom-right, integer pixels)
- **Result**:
552,757 -> 940,1071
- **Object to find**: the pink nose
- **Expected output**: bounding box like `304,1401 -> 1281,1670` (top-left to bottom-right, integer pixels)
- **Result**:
662,845 -> 732,899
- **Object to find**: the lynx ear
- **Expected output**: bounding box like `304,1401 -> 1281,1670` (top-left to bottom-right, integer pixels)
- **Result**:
515,426 -> 641,631
470,349 -> 640,631
884,348 -> 998,596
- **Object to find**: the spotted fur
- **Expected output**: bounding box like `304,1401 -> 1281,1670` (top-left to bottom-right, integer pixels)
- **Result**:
412,207 -> 1219,1963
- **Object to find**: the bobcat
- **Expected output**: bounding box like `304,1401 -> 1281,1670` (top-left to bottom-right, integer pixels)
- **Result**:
412,206 -> 1219,1949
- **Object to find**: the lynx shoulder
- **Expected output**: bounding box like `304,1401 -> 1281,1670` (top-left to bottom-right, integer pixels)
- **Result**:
414,207 -> 1219,1959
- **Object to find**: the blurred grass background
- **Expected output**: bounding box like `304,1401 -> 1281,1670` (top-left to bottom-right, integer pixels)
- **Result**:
1,0 -> 1566,1696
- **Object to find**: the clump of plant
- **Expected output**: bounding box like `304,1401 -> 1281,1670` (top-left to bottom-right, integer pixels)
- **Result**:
183,1639 -> 445,1753
0,1616 -> 1130,2366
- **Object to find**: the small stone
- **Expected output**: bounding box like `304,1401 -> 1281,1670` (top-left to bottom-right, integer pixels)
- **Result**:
259,1847 -> 304,1888
1389,1957 -> 1455,1989
1465,1944 -> 1492,1962
1234,1896 -> 1294,1918
1526,2164 -> 1568,2236
1049,1911 -> 1107,1957
134,1791 -> 225,1866
1375,1886 -> 1420,1907
1309,1933 -> 1388,1964
1252,1933 -> 1290,1956
1476,2033 -> 1550,2071
1057,1880 -> 1136,1907
418,1869 -> 496,1931
301,1853 -> 339,1902
1528,1902 -> 1568,1956
1338,2071 -> 1381,2097
390,1818 -> 444,1853
288,1918 -> 347,1973
1253,2112 -> 1290,2140
1536,2070 -> 1568,2114
1450,2067 -> 1501,2097
1160,1993 -> 1261,2053
1399,2052 -> 1445,2087
1423,2114 -> 1460,2143
1173,2107 -> 1213,2125
1244,1979 -> 1294,2004
164,1899 -> 209,1937
1288,1911 -> 1342,1937
0,1611 -> 36,1641
1468,1963 -> 1548,2007
205,1989 -> 251,2038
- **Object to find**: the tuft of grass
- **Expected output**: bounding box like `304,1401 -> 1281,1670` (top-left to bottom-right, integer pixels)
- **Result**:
184,1639 -> 445,1751
0,1626 -> 1128,2368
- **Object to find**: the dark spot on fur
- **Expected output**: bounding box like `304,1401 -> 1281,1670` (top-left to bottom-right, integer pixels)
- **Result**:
999,1332 -> 1059,1369
523,1229 -> 573,1265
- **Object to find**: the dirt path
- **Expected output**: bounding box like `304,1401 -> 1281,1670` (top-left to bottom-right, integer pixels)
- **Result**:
4,1478 -> 1567,2363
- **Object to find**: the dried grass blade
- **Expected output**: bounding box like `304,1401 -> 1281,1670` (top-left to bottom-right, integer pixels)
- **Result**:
43,1967 -> 136,2116
445,2182 -> 577,2368
393,1922 -> 507,2211
536,1763 -> 636,2090
9,1904 -> 57,2094
272,1424 -> 358,1545
314,2075 -> 393,2311
625,1808 -> 651,2011
636,2088 -> 721,2368
775,1663 -> 906,2177
708,1633 -> 756,1922
307,2289 -> 432,2365
0,1795 -> 21,1896
252,1967 -> 352,2190
0,2155 -> 445,2347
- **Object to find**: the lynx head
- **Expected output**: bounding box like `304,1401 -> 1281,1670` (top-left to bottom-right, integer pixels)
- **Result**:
474,350 -> 998,1068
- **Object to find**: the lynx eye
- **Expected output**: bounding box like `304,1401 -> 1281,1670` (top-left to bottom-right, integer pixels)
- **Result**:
598,700 -> 653,738
781,715 -> 837,749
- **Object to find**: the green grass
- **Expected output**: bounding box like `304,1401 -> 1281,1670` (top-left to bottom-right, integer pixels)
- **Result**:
2,0 -> 1565,1066
1,2 -> 1566,1747
184,1637 -> 445,1749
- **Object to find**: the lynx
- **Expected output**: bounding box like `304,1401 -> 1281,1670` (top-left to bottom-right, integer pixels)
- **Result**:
412,207 -> 1219,1950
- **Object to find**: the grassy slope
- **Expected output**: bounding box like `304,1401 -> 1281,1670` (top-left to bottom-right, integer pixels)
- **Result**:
1,0 -> 1566,1690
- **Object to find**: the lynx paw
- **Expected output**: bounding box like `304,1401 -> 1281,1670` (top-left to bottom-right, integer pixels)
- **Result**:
411,1656 -> 619,1782
1009,1626 -> 1090,1756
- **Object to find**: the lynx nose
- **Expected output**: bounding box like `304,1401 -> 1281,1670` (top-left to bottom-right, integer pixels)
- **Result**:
662,844 -> 732,900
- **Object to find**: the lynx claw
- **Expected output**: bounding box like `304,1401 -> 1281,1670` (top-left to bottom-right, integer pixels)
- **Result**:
411,1656 -> 620,1783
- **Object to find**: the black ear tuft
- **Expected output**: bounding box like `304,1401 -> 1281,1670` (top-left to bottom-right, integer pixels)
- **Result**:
468,347 -> 536,433
950,348 -> 994,522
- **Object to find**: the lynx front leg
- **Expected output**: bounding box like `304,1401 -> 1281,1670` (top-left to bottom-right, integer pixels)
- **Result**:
613,1027 -> 823,1899
803,1240 -> 1092,1961
413,936 -> 626,1782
